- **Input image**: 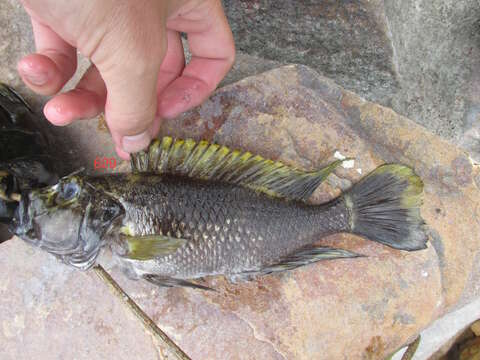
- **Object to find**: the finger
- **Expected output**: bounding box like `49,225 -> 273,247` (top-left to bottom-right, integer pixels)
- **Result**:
95,30 -> 167,155
17,17 -> 77,95
159,0 -> 235,118
43,65 -> 107,125
111,111 -> 163,160
115,145 -> 131,161
103,67 -> 161,155
157,57 -> 231,119
157,30 -> 185,95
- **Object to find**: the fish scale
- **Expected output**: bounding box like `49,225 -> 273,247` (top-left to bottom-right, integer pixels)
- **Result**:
109,174 -> 351,279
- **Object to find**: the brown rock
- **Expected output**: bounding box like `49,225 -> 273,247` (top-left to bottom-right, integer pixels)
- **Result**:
150,65 -> 480,358
0,241 -> 160,360
1,65 -> 479,359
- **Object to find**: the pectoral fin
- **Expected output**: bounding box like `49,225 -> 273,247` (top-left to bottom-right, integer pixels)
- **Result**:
124,234 -> 187,260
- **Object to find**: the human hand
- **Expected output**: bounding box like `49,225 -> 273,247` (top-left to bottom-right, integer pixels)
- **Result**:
18,0 -> 235,159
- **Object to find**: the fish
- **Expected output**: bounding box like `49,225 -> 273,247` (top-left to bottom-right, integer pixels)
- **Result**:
0,83 -> 57,191
10,136 -> 428,289
0,83 -> 58,241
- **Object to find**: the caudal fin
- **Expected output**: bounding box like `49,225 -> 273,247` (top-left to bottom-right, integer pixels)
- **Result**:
344,164 -> 427,251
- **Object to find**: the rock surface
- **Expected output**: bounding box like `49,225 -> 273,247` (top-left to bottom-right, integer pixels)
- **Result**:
384,0 -> 480,158
395,298 -> 480,359
2,0 -> 479,159
1,65 -> 479,359
223,0 -> 398,106
223,0 -> 480,159
1,1 -> 480,358
0,240 -> 160,360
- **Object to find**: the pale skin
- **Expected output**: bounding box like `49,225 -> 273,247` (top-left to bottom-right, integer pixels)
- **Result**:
18,0 -> 235,159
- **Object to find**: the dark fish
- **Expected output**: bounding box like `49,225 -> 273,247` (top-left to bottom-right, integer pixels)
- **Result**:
0,83 -> 57,190
11,137 -> 427,289
0,83 -> 57,242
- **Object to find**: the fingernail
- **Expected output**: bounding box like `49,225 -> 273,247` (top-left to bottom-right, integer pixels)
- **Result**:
18,59 -> 50,86
44,101 -> 71,125
24,72 -> 49,86
115,145 -> 131,161
122,130 -> 151,153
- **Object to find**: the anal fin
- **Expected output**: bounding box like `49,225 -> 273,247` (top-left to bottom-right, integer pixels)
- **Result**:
252,246 -> 362,275
143,274 -> 214,291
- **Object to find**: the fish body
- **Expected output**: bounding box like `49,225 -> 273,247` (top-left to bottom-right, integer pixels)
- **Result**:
103,173 -> 349,279
11,137 -> 427,288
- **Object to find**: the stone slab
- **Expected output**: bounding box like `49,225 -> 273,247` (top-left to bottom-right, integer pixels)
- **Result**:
1,64 -> 478,359
222,0 -> 480,159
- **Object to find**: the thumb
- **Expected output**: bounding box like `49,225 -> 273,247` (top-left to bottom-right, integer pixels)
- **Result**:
103,61 -> 161,157
89,5 -> 168,158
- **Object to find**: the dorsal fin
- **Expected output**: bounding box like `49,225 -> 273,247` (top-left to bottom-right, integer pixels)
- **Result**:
131,136 -> 345,201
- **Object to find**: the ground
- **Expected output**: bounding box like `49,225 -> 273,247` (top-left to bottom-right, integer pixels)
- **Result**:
1,1 -> 480,359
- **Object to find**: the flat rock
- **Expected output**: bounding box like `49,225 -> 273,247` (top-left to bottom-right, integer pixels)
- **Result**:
0,240 -> 160,360
223,0 -> 480,159
1,64 -> 479,359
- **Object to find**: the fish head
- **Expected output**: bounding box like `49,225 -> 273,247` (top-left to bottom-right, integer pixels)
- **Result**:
10,175 -> 124,269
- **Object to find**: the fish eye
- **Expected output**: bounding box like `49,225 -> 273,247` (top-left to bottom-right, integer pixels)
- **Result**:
57,182 -> 79,203
63,182 -> 79,200
102,208 -> 115,222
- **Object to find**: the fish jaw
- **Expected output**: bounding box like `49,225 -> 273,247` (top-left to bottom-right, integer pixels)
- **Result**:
10,177 -> 126,270
10,189 -> 95,269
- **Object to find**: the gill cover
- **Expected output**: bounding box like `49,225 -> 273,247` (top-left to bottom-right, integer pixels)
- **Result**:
70,196 -> 124,269
12,176 -> 124,270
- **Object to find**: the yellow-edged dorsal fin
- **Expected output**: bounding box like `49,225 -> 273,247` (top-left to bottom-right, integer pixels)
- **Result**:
131,136 -> 345,201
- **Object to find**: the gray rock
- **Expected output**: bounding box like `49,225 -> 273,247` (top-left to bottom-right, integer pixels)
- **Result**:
222,0 -> 480,160
220,51 -> 282,87
0,1 -> 34,98
223,0 -> 398,105
384,0 -> 480,156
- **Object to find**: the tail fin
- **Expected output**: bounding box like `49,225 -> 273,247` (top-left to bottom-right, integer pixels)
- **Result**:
344,164 -> 427,251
